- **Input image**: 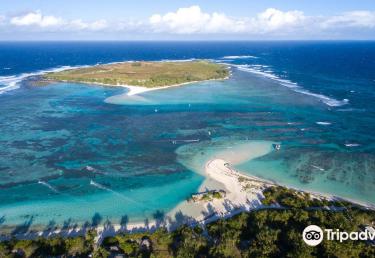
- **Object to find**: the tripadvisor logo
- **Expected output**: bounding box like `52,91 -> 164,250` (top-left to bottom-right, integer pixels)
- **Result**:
303,225 -> 323,246
302,225 -> 375,246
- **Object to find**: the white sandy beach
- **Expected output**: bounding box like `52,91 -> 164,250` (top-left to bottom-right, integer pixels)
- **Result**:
3,157 -> 374,244
123,77 -> 229,96
50,71 -> 229,97
102,75 -> 230,104
2,140 -> 374,244
165,159 -> 272,226
166,140 -> 277,223
0,157 -> 272,244
0,141 -> 274,242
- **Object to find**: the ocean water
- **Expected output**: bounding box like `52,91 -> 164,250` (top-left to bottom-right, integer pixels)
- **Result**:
0,42 -> 375,230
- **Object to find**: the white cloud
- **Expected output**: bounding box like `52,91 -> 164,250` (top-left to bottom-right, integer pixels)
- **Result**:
89,19 -> 108,31
322,11 -> 375,29
9,11 -> 108,31
206,13 -> 246,33
148,6 -> 375,37
253,8 -> 306,32
68,19 -> 108,31
10,11 -> 63,27
115,20 -> 144,32
149,6 -> 306,34
2,7 -> 375,39
149,5 -> 246,34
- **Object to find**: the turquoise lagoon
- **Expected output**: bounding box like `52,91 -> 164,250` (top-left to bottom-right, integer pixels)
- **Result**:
1,42 -> 375,230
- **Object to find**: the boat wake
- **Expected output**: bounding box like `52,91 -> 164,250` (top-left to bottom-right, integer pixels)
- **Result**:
235,64 -> 349,107
311,165 -> 325,171
38,180 -> 60,194
90,180 -> 141,205
345,143 -> 361,147
316,121 -> 332,125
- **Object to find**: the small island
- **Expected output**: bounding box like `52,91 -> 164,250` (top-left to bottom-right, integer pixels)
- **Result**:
43,60 -> 229,89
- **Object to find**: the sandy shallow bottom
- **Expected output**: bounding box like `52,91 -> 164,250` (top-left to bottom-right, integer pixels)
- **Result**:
0,140 -> 276,240
2,139 -> 374,243
167,140 -> 277,221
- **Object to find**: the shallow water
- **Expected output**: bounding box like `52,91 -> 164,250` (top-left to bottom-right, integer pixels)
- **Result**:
0,42 -> 374,230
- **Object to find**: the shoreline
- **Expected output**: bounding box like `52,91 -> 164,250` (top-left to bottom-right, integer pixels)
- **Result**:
2,156 -> 374,243
42,76 -> 229,96
0,158 -> 271,242
38,59 -> 230,96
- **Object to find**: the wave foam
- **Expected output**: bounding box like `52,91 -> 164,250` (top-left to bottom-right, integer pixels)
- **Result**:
316,121 -> 332,125
0,60 -> 204,95
0,65 -> 89,95
236,64 -> 349,107
160,58 -> 196,62
223,55 -> 257,59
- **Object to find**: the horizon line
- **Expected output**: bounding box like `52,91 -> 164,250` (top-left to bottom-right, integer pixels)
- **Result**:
1,39 -> 375,42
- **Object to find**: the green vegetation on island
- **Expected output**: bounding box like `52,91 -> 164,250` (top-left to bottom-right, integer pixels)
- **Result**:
1,187 -> 374,257
261,186 -> 351,208
42,60 -> 229,88
188,190 -> 226,202
0,230 -> 97,258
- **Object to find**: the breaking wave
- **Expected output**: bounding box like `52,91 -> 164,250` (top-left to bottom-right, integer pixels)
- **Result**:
0,59 -> 202,95
236,64 -> 349,107
0,65 -> 89,95
222,55 -> 257,59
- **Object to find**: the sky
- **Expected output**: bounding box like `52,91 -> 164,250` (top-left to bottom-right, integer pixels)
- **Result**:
0,0 -> 374,40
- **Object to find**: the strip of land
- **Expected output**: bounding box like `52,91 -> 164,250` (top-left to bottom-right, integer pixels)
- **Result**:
42,60 -> 229,95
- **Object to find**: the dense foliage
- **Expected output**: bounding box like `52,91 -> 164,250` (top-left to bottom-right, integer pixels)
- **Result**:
0,230 -> 96,257
261,186 -> 351,208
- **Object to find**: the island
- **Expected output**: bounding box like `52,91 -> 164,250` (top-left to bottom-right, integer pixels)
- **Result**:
42,60 -> 229,91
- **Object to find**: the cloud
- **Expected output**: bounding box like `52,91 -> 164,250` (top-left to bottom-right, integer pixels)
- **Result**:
10,11 -> 108,31
149,6 -> 306,34
148,6 -> 375,37
68,19 -> 108,31
149,5 -> 246,34
253,8 -> 306,32
322,11 -> 375,29
89,19 -> 108,30
115,20 -> 145,32
10,11 -> 63,27
1,6 -> 375,39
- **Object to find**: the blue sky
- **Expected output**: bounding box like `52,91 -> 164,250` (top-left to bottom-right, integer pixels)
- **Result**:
0,0 -> 374,40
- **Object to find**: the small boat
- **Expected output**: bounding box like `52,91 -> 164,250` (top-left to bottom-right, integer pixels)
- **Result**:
273,144 -> 281,151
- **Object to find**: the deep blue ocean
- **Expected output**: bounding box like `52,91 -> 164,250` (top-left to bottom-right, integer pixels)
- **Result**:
0,41 -> 374,230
